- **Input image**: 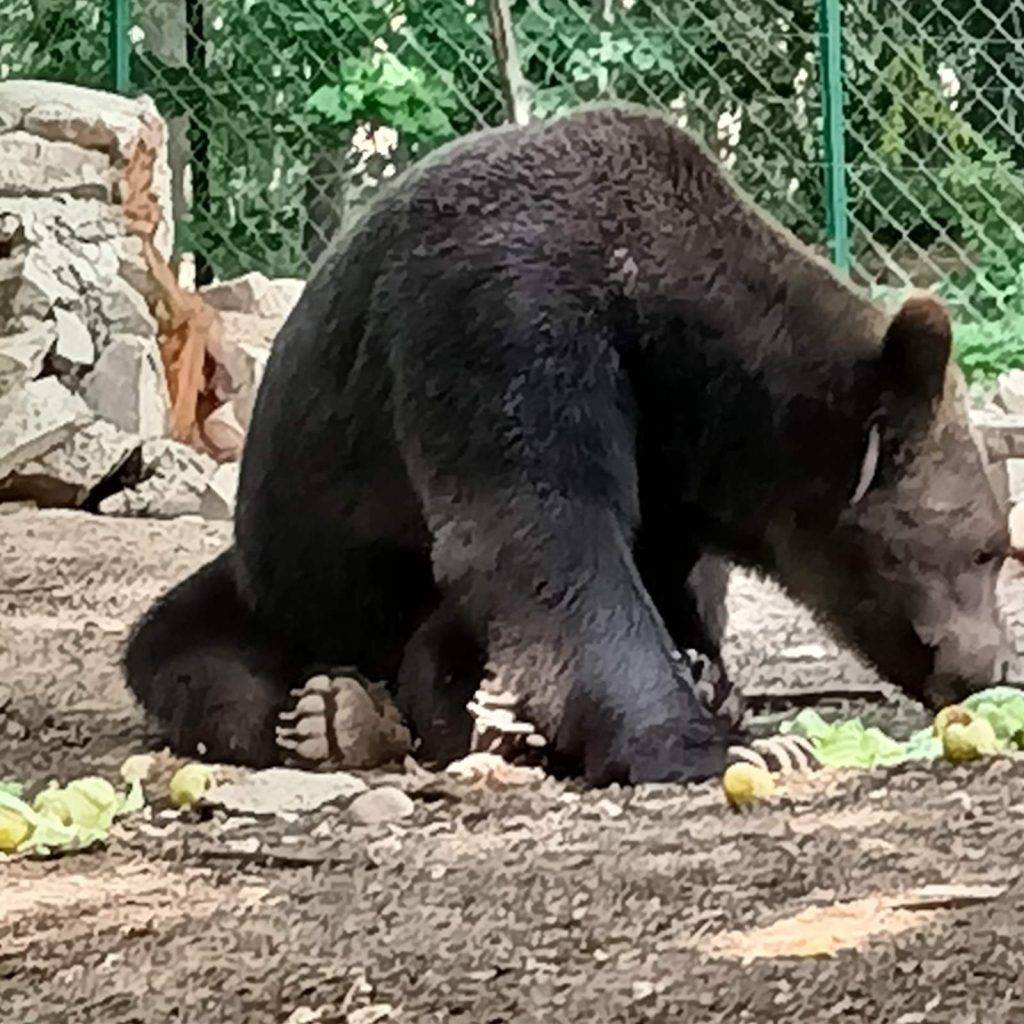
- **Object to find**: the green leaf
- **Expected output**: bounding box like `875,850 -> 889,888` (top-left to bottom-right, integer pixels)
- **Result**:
1,770 -> 148,858
120,779 -> 146,817
374,88 -> 409,110
962,688 -> 1024,741
343,81 -> 368,107
779,687 -> 1024,770
632,48 -> 656,72
0,789 -> 79,853
782,710 -> 935,769
779,708 -> 832,741
305,84 -> 346,120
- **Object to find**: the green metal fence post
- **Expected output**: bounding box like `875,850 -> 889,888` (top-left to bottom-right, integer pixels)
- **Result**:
817,0 -> 850,273
108,0 -> 131,93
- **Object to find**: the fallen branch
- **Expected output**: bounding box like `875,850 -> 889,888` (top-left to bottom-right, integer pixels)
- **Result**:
121,139 -> 223,453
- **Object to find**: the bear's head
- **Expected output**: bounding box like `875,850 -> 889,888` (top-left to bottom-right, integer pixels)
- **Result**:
772,292 -> 1015,710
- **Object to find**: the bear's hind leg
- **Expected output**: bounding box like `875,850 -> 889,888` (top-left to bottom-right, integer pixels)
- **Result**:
123,550 -> 300,767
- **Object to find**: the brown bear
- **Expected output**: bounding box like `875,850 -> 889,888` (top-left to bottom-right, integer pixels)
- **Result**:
123,103 -> 1013,786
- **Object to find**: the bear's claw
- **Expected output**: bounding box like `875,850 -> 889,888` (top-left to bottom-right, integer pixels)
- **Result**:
725,734 -> 819,775
684,647 -> 746,731
467,689 -> 548,764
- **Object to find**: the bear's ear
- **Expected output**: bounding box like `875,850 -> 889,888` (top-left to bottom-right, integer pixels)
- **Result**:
879,291 -> 952,404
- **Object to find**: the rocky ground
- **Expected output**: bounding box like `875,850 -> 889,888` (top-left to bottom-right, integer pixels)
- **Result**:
3,508 -> 1024,1023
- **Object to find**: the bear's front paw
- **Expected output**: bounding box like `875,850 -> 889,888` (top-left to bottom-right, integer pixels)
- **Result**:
583,719 -> 731,787
466,688 -> 548,766
684,648 -> 746,731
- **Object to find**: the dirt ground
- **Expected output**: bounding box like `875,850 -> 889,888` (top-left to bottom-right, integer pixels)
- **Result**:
3,507 -> 1024,1023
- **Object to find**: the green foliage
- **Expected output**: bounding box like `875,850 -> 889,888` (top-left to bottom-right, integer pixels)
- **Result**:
0,774 -> 144,857
306,51 -> 459,148
955,314 -> 1024,382
2,0 -> 825,277
780,707 -> 936,769
844,11 -> 1024,333
5,0 -> 1024,379
0,0 -> 108,88
121,0 -> 831,279
780,686 -> 1024,770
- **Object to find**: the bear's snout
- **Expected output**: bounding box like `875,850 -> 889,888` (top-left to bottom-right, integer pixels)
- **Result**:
924,613 -> 1017,710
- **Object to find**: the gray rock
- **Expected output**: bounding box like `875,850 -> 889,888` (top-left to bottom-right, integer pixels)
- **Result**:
0,131 -> 112,201
0,377 -> 93,480
2,195 -> 122,251
0,80 -> 173,257
0,319 -> 55,395
81,333 -> 168,437
347,1006 -> 394,1024
971,412 -> 1024,462
200,274 -> 266,314
200,272 -> 303,318
97,276 -> 157,338
0,245 -> 76,321
203,767 -> 368,817
0,82 -> 175,426
7,419 -> 139,506
1009,459 -> 1024,504
202,400 -> 246,461
0,80 -> 158,146
348,786 -> 415,825
0,210 -> 24,249
116,234 -> 157,305
1011,503 -> 1024,554
200,461 -> 239,520
0,102 -> 18,134
998,369 -> 1024,415
209,317 -> 273,400
98,438 -> 217,518
233,384 -> 259,433
201,312 -> 276,459
25,100 -> 152,160
52,307 -> 95,367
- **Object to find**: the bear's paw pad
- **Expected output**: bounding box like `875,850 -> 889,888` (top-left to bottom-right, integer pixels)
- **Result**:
276,673 -> 412,771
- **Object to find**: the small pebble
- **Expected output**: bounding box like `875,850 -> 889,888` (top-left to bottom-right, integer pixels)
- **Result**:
225,837 -> 261,855
349,786 -> 414,825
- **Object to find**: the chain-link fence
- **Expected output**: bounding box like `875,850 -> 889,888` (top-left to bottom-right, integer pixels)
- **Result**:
4,1 -> 1024,374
